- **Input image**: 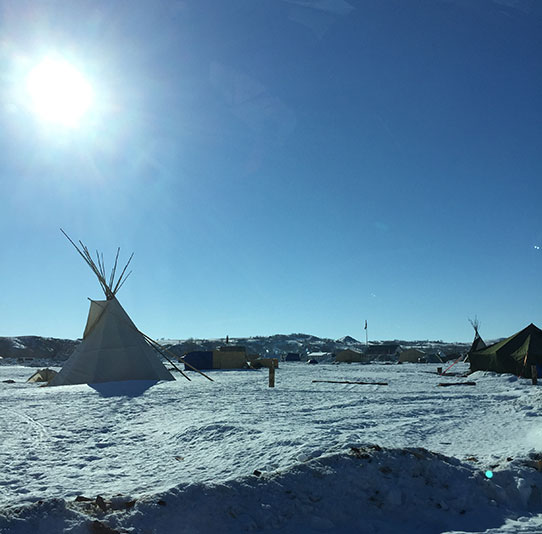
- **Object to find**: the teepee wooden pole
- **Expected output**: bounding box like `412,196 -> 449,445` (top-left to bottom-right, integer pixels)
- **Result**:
112,253 -> 134,295
62,230 -> 96,275
61,229 -> 111,297
176,355 -> 214,381
144,339 -> 191,381
114,271 -> 132,294
109,248 -> 121,289
140,332 -> 214,382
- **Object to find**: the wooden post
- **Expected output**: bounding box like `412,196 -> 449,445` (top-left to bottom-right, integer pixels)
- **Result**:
531,365 -> 538,385
437,367 -> 443,375
269,365 -> 275,388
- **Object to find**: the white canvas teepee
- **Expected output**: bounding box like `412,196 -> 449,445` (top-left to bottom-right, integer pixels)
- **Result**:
50,298 -> 174,386
49,232 -> 175,386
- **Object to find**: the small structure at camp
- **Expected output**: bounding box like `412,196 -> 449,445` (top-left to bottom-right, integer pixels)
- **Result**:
49,232 -> 177,387
248,358 -> 279,369
284,352 -> 301,362
423,353 -> 445,364
469,323 -> 542,378
27,368 -> 58,383
306,351 -> 333,363
423,351 -> 448,363
335,349 -> 367,363
398,349 -> 426,363
365,343 -> 402,362
214,346 -> 248,369
182,351 -> 214,370
183,346 -> 249,370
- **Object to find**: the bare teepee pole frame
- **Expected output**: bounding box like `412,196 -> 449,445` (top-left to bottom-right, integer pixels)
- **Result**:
140,332 -> 214,382
141,336 -> 192,381
61,228 -> 133,300
468,316 -> 481,339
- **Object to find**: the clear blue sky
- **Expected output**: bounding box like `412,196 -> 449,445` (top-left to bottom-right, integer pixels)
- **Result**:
1,0 -> 541,342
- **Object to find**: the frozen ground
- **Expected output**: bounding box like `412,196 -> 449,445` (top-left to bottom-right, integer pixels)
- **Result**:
0,362 -> 541,533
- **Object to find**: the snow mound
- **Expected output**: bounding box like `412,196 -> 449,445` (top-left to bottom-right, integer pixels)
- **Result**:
1,445 -> 541,534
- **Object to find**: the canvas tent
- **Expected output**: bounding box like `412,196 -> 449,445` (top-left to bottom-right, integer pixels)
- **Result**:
398,349 -> 426,363
469,323 -> 542,378
306,351 -> 333,363
468,317 -> 486,354
49,232 -> 175,386
335,349 -> 367,363
27,368 -> 58,383
365,344 -> 402,362
469,332 -> 486,353
50,298 -> 175,386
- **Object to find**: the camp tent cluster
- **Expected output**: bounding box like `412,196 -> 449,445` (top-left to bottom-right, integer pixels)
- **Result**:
469,323 -> 542,379
40,234 -> 542,385
49,232 -> 177,387
182,347 -> 278,370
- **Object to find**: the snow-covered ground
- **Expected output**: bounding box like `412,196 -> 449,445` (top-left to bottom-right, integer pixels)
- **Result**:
0,362 -> 541,533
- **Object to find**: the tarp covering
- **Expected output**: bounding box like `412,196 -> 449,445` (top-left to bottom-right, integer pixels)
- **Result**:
183,350 -> 248,370
183,351 -> 213,371
49,298 -> 175,386
469,323 -> 542,378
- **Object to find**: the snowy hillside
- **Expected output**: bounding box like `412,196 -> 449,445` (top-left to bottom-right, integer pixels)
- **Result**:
0,362 -> 541,533
0,336 -> 77,364
0,333 -> 472,366
161,334 -> 471,362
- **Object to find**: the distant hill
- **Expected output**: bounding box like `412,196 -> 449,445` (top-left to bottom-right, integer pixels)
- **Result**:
335,335 -> 359,344
0,333 -> 473,366
0,336 -> 78,365
163,334 -> 472,362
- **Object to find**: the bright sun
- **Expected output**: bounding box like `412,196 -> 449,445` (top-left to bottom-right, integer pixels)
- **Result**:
26,58 -> 94,127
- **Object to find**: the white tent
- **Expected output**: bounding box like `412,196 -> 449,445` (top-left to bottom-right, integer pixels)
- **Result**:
49,298 -> 174,386
49,231 -> 175,386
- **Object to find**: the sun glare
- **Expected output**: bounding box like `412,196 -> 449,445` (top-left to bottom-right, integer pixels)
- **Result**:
25,58 -> 93,127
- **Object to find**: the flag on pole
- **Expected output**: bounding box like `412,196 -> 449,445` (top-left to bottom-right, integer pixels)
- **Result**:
364,320 -> 367,330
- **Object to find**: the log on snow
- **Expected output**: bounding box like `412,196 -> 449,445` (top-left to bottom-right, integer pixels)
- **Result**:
312,380 -> 388,386
437,381 -> 476,387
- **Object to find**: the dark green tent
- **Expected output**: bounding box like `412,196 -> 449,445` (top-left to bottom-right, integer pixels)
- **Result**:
469,323 -> 542,378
